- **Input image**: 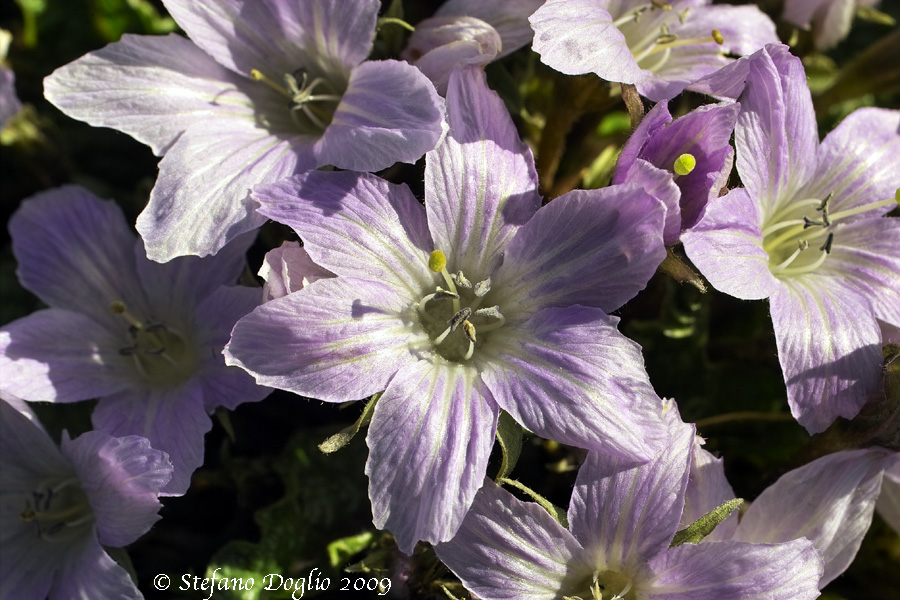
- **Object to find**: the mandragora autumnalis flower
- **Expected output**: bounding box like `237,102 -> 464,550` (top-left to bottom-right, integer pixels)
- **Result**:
0,399 -> 172,600
225,66 -> 670,552
682,44 -> 900,434
0,186 -> 269,494
44,0 -> 444,261
783,0 -> 884,51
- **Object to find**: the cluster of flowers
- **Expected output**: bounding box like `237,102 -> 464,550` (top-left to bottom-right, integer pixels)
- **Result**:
1,1 -> 897,598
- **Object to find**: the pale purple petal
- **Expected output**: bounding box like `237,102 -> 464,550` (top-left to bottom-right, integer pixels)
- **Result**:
614,159 -> 682,246
877,463 -> 900,534
770,277 -> 882,433
783,0 -> 856,50
366,361 -> 498,553
317,59 -> 445,171
43,33 -> 257,155
61,432 -> 171,547
426,66 -> 541,277
434,479 -> 586,600
253,170 -> 434,297
529,0 -> 644,84
493,184 -> 666,315
225,277 -> 423,401
0,309 -> 132,402
733,448 -> 893,586
48,539 -> 142,600
680,442 -> 738,542
614,100 -> 674,181
436,0 -> 545,58
644,539 -> 822,600
483,306 -> 667,466
137,119 -> 311,261
0,65 -> 22,128
259,241 -> 334,301
91,382 -> 210,495
567,405 -> 694,571
783,0 -> 834,28
681,188 -> 781,300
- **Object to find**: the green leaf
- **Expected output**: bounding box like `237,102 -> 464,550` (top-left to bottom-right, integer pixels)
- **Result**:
495,410 -> 523,481
318,393 -> 379,454
670,498 -> 744,547
499,477 -> 568,528
327,531 -> 374,568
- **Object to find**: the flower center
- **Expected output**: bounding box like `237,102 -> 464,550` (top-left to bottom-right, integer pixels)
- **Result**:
110,302 -> 198,387
761,191 -> 898,278
20,476 -> 94,544
614,2 -> 724,74
566,569 -> 635,600
250,68 -> 342,131
416,250 -> 506,362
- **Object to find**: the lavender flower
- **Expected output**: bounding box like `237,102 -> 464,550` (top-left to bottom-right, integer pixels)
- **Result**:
258,240 -> 333,302
434,403 -> 823,600
529,0 -> 778,101
783,0 -> 885,50
0,186 -> 269,494
682,44 -> 900,433
0,399 -> 172,600
225,66 -> 669,552
43,0 -> 444,261
0,29 -> 22,128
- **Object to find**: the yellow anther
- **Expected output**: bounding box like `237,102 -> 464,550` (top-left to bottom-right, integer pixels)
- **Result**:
895,187 -> 899,204
109,301 -> 126,315
673,153 -> 697,176
428,250 -> 447,273
712,29 -> 724,45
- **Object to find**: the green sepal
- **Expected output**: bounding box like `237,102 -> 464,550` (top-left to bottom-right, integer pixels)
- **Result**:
318,393 -> 380,454
670,498 -> 744,547
499,477 -> 568,528
495,410 -> 523,481
658,247 -> 708,293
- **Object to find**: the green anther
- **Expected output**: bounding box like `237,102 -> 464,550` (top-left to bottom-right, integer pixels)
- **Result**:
428,250 -> 447,273
673,153 -> 697,176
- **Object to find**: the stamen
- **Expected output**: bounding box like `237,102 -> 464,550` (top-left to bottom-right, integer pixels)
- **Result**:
802,216 -> 827,229
819,232 -> 834,254
770,243 -> 806,274
463,320 -> 477,343
673,153 -> 696,176
109,301 -> 142,329
463,338 -> 475,361
250,69 -> 291,99
454,271 -> 472,289
475,306 -> 503,320
448,307 -> 472,331
827,197 -> 898,222
816,192 -> 833,212
473,278 -> 491,297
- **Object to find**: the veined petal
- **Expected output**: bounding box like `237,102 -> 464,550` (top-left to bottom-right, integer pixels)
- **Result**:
770,277 -> 882,434
679,443 -> 738,542
253,170 -> 434,298
258,241 -> 334,301
681,188 -> 780,300
91,382 -> 210,496
43,33 -> 256,155
614,100 -> 673,183
317,59 -> 445,171
529,0 -> 645,84
735,45 -> 819,217
434,479 -> 586,600
616,159 -> 682,246
567,405 -> 694,572
61,432 -> 171,547
9,186 -> 146,321
136,119 -> 312,261
644,539 -> 822,600
436,0 -> 545,59
426,66 -> 541,278
224,277 -> 423,401
733,448 -> 893,586
494,184 -> 666,314
0,309 -> 132,403
366,361 -> 498,553
482,306 -> 667,464
877,468 -> 900,534
48,538 -> 142,600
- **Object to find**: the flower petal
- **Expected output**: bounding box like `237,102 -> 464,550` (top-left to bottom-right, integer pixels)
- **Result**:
224,277 -> 423,401
482,306 -> 667,464
62,431 -> 171,547
615,158 -> 682,246
49,538 -> 143,600
259,241 -> 334,301
644,539 -> 822,600
366,361 -> 498,553
317,59 -> 445,171
493,184 -> 666,315
436,0 -> 545,59
734,448 -> 894,586
770,277 -> 882,433
681,187 -> 781,300
253,170 -> 434,298
567,404 -> 694,571
434,479 -> 586,600
679,443 -> 738,542
529,0 -> 644,84
426,66 -> 541,278
136,118 -> 312,261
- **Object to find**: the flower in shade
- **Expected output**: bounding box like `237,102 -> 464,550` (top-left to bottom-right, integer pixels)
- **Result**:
0,399 -> 172,600
681,436 -> 897,588
529,0 -> 778,101
613,98 -> 739,246
44,0 -> 444,261
0,186 -> 270,494
434,402 -> 823,600
0,29 -> 22,128
225,66 -> 669,552
783,0 -> 886,51
682,44 -> 900,433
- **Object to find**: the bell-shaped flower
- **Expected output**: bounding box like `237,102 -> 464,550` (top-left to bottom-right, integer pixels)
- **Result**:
225,66 -> 670,552
682,44 -> 900,433
434,402 -> 823,600
529,0 -> 778,101
0,399 -> 172,600
0,186 -> 270,494
43,0 -> 444,261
